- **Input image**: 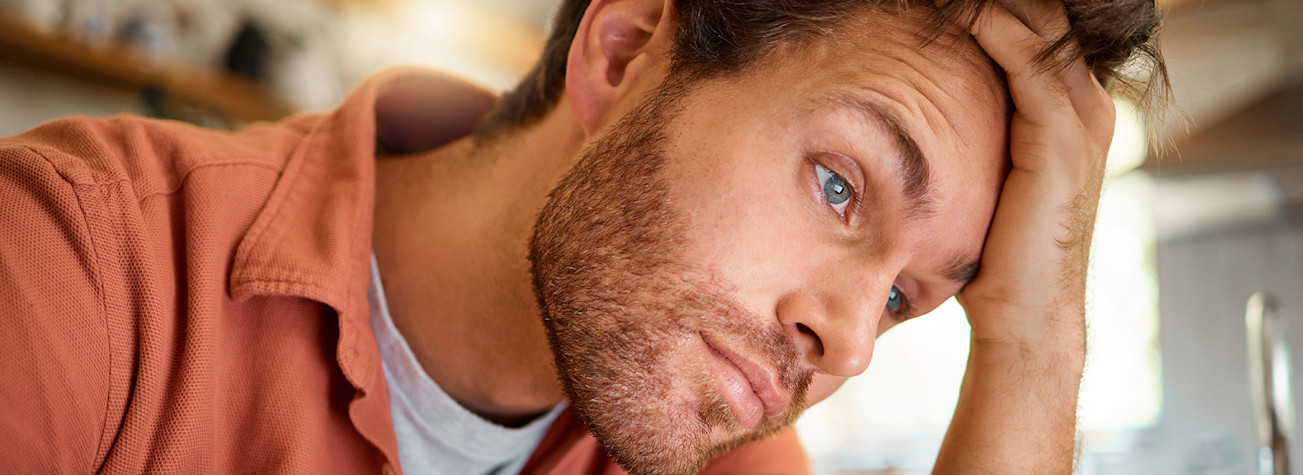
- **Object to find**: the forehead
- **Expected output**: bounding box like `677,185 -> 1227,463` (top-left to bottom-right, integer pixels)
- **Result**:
769,5 -> 1010,157
746,12 -> 1005,181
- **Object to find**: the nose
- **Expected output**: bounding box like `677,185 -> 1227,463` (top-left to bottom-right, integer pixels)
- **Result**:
775,279 -> 890,378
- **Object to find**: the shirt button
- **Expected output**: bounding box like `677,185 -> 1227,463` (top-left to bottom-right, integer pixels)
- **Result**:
381,463 -> 395,475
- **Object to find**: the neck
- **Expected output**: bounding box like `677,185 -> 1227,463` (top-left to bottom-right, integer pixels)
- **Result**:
372,106 -> 586,425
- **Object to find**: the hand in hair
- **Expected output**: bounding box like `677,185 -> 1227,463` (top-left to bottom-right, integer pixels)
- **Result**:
934,0 -> 1119,472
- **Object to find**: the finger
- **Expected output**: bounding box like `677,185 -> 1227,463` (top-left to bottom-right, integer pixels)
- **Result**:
1067,61 -> 1116,146
1001,0 -> 1070,41
994,0 -> 1115,143
969,2 -> 1076,124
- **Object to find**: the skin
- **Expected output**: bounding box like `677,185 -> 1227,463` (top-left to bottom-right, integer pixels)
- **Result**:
524,86 -> 817,473
935,0 -> 1115,471
373,0 -> 1113,472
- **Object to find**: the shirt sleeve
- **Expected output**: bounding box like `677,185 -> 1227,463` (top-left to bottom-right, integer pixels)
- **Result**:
0,144 -> 111,473
700,426 -> 812,474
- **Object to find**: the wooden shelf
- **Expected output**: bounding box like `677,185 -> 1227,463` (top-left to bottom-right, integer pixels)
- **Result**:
0,15 -> 292,122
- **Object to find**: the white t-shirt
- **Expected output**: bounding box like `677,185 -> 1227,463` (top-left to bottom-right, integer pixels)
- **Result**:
368,256 -> 565,475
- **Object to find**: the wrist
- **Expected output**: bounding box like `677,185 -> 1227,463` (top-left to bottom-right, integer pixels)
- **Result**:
968,333 -> 1086,377
967,303 -> 1086,371
965,298 -> 1086,354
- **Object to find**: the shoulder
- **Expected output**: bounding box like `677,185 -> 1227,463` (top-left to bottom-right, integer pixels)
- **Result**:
2,114 -> 318,201
0,142 -> 110,473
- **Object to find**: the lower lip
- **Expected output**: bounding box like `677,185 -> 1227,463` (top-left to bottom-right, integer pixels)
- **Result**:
706,343 -> 764,429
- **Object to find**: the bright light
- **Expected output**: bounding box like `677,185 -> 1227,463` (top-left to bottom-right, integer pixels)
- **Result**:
335,0 -> 545,91
1080,171 -> 1163,438
796,299 -> 971,470
1106,97 -> 1148,176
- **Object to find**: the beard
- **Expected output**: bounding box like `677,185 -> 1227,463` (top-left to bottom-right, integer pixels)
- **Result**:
527,81 -> 814,475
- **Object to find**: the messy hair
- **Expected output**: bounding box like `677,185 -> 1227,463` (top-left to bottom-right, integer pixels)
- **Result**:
473,0 -> 1169,138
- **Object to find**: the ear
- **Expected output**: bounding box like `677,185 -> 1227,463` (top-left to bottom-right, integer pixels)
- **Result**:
565,0 -> 674,136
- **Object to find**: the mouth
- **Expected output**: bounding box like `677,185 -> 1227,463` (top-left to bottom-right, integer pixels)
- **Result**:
701,333 -> 790,429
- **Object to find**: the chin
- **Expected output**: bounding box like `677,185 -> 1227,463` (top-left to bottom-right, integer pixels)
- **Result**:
549,333 -> 806,475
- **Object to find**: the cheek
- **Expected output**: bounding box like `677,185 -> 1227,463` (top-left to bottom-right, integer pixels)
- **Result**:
661,157 -> 821,317
660,94 -> 815,276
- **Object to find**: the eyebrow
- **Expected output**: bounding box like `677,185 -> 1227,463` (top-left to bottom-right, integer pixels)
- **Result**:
822,93 -> 980,286
822,93 -> 936,220
941,254 -> 982,284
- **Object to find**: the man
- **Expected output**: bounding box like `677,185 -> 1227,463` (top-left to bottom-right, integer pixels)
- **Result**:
0,0 -> 1164,473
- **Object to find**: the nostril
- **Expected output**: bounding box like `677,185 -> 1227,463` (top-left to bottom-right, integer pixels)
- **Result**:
795,322 -> 823,357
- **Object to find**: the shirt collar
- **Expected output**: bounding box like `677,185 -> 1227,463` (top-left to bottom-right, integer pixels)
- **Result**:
227,66 -> 496,387
224,66 -> 497,470
228,66 -> 495,312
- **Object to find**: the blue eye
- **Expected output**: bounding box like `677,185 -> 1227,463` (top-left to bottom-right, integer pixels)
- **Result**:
887,286 -> 905,313
814,162 -> 853,215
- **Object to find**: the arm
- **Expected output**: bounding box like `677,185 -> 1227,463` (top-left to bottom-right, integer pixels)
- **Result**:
933,0 -> 1118,472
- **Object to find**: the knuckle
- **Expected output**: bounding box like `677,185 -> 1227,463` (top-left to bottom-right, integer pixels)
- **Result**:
1017,35 -> 1051,64
1048,82 -> 1073,106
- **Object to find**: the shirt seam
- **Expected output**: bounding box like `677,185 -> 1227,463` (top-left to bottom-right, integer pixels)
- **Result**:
14,143 -> 287,205
229,277 -> 333,289
19,146 -> 113,473
132,160 -> 283,203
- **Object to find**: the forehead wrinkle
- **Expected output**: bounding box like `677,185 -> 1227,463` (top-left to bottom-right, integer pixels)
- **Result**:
866,49 -> 962,143
819,91 -> 935,221
829,7 -> 993,147
911,73 -> 969,147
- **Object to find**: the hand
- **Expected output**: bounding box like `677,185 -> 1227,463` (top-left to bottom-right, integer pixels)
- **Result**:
933,3 -> 1120,470
955,0 -> 1117,353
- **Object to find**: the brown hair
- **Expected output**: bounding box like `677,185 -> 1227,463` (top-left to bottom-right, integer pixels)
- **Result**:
473,0 -> 1169,138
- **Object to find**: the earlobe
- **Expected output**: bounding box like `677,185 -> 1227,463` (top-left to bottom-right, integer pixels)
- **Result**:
565,0 -> 672,136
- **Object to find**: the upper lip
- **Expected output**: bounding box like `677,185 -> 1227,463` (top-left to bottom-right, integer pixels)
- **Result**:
703,334 -> 789,418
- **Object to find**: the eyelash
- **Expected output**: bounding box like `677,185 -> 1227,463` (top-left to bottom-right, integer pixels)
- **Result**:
889,285 -> 913,321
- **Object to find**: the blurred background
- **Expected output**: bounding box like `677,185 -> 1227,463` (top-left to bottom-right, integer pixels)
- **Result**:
0,0 -> 1298,473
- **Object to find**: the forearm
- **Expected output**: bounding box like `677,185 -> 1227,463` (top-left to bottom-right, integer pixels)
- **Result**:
933,322 -> 1085,474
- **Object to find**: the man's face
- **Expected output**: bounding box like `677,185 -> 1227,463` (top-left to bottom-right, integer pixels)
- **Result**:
529,9 -> 1009,475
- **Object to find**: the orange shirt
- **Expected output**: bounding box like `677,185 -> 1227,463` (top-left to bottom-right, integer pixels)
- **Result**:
0,67 -> 809,474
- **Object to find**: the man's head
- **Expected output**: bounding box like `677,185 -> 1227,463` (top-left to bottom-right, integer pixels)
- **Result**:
489,0 -> 1162,473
